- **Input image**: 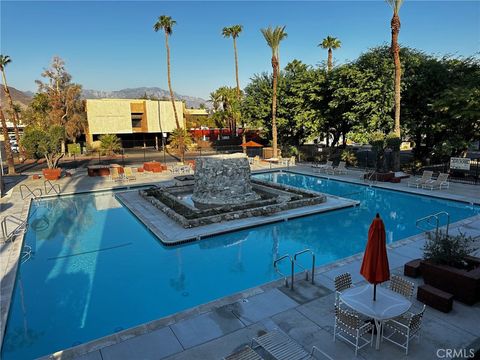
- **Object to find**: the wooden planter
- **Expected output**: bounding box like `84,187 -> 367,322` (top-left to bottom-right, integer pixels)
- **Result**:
42,168 -> 62,181
421,259 -> 480,305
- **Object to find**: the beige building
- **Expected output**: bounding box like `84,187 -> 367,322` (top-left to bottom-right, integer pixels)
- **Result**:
86,99 -> 184,146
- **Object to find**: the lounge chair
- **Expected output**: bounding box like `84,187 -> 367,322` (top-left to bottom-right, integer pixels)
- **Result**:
109,167 -> 123,182
334,306 -> 374,356
123,167 -> 136,181
312,160 -> 333,173
422,172 -> 449,190
289,156 -> 296,166
407,171 -> 433,188
389,275 -> 415,300
223,345 -> 263,360
326,161 -> 347,175
381,305 -> 426,355
251,330 -> 333,360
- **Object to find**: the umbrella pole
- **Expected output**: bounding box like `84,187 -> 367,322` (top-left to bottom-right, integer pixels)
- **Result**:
374,284 -> 377,301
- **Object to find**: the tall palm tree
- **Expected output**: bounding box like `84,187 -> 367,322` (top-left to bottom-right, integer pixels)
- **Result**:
261,26 -> 287,159
222,24 -> 243,140
318,36 -> 341,72
0,104 -> 16,174
222,25 -> 243,99
0,55 -> 22,155
386,0 -> 404,137
154,15 -> 184,161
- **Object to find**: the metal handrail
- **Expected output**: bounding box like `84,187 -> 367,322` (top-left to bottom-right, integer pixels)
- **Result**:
274,254 -> 294,290
44,180 -> 61,195
19,184 -> 42,200
294,249 -> 316,284
416,211 -> 450,239
21,244 -> 32,264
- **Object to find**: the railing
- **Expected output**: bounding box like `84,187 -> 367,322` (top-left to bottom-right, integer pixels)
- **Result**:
19,184 -> 42,200
21,244 -> 33,264
416,211 -> 450,239
274,254 -> 294,290
294,249 -> 315,284
44,180 -> 61,196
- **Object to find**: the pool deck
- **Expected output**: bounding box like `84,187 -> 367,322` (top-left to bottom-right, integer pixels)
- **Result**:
1,162 -> 480,359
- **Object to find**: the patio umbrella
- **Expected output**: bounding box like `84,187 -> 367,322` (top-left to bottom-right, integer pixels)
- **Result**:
360,213 -> 390,301
240,140 -> 263,147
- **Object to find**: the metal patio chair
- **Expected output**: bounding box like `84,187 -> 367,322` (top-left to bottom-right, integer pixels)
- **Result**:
389,275 -> 415,300
333,305 -> 374,356
334,272 -> 353,306
381,305 -> 426,355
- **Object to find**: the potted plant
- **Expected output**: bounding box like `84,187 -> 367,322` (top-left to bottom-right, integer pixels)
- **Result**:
365,131 -> 395,181
21,125 -> 65,180
421,230 -> 480,305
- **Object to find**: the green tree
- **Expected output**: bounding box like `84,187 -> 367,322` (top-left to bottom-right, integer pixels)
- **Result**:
154,15 -> 184,162
0,55 -> 22,155
318,36 -> 341,72
0,104 -> 16,174
261,26 -> 288,158
21,125 -> 65,169
209,86 -> 241,137
99,134 -> 121,156
169,128 -> 194,154
386,0 -> 405,137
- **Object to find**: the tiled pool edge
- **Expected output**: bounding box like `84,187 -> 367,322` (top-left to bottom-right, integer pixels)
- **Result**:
37,214 -> 480,360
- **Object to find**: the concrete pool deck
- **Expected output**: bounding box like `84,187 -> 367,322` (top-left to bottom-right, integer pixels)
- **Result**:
1,162 -> 480,359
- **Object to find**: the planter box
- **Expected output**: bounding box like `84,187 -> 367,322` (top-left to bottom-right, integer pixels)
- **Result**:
42,168 -> 61,181
421,259 -> 480,305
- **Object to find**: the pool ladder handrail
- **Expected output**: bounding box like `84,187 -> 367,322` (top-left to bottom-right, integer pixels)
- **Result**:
274,254 -> 294,290
19,184 -> 42,200
44,180 -> 61,196
364,170 -> 377,184
416,211 -> 450,239
294,249 -> 315,285
21,244 -> 33,264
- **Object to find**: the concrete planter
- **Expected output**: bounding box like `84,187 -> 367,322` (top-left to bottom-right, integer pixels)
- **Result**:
421,258 -> 480,305
42,168 -> 61,181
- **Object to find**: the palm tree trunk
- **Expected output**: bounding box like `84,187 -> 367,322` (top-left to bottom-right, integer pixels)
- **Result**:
327,48 -> 333,72
165,31 -> 184,162
232,37 -> 240,138
271,56 -> 279,158
1,71 -> 23,157
0,105 -> 16,175
391,14 -> 401,137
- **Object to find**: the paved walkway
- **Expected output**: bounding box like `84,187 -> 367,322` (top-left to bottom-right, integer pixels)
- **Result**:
1,163 -> 480,359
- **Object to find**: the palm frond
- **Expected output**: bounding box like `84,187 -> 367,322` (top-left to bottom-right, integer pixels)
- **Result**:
385,0 -> 404,14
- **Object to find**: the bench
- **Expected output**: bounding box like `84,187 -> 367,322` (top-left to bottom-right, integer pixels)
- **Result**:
417,284 -> 453,313
404,259 -> 422,278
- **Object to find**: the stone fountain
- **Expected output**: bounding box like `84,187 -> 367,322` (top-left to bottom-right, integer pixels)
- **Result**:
191,154 -> 260,206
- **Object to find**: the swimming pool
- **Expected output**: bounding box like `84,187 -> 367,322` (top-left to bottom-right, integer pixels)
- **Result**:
2,172 -> 479,359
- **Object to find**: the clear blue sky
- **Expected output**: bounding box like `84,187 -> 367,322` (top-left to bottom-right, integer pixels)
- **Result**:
1,1 -> 479,99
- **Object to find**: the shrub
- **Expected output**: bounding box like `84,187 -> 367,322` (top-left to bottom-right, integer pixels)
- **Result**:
385,133 -> 401,151
423,230 -> 476,268
168,128 -> 194,153
99,134 -> 121,155
21,125 -> 65,169
340,149 -> 358,166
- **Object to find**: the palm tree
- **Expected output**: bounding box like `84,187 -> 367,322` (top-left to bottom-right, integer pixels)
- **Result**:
318,36 -> 341,72
386,0 -> 404,137
261,26 -> 287,159
0,104 -> 16,174
154,15 -> 184,161
222,24 -> 243,140
0,55 -> 22,156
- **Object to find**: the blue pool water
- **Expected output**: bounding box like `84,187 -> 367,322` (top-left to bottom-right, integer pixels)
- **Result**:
2,172 -> 479,359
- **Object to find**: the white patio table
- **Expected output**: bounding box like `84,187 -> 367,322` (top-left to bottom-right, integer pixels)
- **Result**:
340,284 -> 412,350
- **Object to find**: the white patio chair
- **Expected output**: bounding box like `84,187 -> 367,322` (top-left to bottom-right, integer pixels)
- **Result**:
312,160 -> 333,173
334,305 -> 374,356
422,173 -> 450,190
381,305 -> 426,355
389,275 -> 415,300
334,272 -> 353,307
407,171 -> 433,188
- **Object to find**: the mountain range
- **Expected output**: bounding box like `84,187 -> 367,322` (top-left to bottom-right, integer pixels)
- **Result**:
82,87 -> 208,108
4,86 -> 209,109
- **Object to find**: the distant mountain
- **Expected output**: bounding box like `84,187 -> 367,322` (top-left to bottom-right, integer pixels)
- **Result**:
82,87 -> 209,109
0,87 -> 32,108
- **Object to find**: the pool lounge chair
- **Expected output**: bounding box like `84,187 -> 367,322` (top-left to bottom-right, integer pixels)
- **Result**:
312,160 -> 333,173
123,167 -> 136,181
422,172 -> 449,190
251,330 -> 333,360
109,167 -> 123,182
407,171 -> 433,188
327,161 -> 347,175
223,345 -> 263,360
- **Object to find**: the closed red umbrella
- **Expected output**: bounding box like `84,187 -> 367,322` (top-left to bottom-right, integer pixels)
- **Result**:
241,140 -> 263,148
360,213 -> 390,301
